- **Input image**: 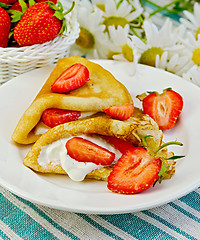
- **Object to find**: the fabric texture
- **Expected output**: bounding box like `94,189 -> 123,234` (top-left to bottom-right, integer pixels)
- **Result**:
0,185 -> 200,239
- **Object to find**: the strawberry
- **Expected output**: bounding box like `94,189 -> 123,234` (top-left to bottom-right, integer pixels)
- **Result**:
101,136 -> 134,154
42,108 -> 81,128
103,103 -> 134,121
0,7 -> 11,47
35,0 -> 57,4
10,1 -> 28,11
13,1 -> 72,46
66,137 -> 115,165
0,0 -> 17,4
107,147 -> 161,194
140,88 -> 183,130
51,63 -> 90,93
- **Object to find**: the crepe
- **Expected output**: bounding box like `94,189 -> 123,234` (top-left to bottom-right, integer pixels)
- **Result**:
12,56 -> 133,144
23,108 -> 175,181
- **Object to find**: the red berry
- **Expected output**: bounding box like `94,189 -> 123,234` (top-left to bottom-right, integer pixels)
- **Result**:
0,7 -> 11,47
107,147 -> 161,194
101,136 -> 134,154
66,137 -> 115,165
142,89 -> 183,130
14,2 -> 62,46
42,108 -> 81,128
51,63 -> 90,93
103,103 -> 134,121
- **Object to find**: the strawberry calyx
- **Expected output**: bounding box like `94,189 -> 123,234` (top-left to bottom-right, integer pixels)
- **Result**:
142,135 -> 185,184
8,0 -> 29,22
0,2 -> 11,8
48,0 -> 75,35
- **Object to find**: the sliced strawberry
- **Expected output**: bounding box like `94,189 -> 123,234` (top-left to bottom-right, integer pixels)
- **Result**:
101,136 -> 134,154
107,147 -> 161,194
42,108 -> 81,128
142,88 -> 183,130
51,63 -> 90,93
103,103 -> 134,121
66,137 -> 115,165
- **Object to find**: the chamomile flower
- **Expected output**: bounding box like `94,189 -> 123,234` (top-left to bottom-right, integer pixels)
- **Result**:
180,3 -> 200,39
132,19 -> 180,67
102,0 -> 143,30
183,65 -> 200,87
179,31 -> 200,72
104,24 -> 138,75
71,7 -> 109,59
155,51 -> 189,76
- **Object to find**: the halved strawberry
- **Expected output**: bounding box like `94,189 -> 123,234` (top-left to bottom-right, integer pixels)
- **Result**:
51,63 -> 90,93
141,88 -> 183,130
42,108 -> 81,128
66,137 -> 115,165
107,147 -> 161,194
103,103 -> 134,121
101,136 -> 134,154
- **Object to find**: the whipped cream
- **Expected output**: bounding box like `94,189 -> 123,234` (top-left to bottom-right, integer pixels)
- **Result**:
38,134 -> 121,181
34,111 -> 97,135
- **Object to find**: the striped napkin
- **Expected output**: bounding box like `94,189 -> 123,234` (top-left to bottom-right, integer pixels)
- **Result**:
1,185 -> 200,239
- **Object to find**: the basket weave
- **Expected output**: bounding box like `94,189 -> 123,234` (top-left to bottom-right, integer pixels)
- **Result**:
0,2 -> 80,83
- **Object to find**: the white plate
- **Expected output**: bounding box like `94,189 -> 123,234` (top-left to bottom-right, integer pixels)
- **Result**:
0,60 -> 200,214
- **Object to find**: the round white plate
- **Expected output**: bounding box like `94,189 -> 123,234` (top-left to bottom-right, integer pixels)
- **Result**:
0,60 -> 200,214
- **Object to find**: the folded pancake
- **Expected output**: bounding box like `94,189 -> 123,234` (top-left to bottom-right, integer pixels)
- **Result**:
23,108 -> 175,181
12,56 -> 133,144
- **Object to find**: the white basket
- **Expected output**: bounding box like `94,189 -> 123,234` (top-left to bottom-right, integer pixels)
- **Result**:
0,2 -> 80,83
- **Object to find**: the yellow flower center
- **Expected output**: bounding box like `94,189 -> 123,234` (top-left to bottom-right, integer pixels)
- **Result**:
139,47 -> 164,67
96,4 -> 105,12
196,28 -> 200,40
192,48 -> 200,66
121,44 -> 134,62
75,27 -> 95,49
107,51 -> 119,60
103,17 -> 129,31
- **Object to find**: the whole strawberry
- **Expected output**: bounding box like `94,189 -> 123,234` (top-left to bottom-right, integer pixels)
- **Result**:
13,2 -> 65,46
0,0 -> 17,4
0,7 -> 11,47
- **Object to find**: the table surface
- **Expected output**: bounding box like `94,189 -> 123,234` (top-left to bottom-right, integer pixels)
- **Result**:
1,1 -> 200,240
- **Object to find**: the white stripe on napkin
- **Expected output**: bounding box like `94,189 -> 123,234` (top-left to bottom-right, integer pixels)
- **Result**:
149,204 -> 200,238
135,211 -> 188,239
0,219 -> 23,240
89,214 -> 137,240
1,190 -> 68,240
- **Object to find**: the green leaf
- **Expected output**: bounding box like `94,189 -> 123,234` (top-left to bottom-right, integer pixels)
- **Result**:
19,0 -> 28,13
156,160 -> 169,184
28,0 -> 36,7
142,135 -> 153,147
167,155 -> 185,160
0,2 -> 11,8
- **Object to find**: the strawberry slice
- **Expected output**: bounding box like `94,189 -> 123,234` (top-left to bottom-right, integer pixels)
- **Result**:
141,88 -> 183,130
51,63 -> 90,93
42,108 -> 81,128
103,103 -> 134,121
102,136 -> 134,154
107,147 -> 161,194
66,137 -> 115,165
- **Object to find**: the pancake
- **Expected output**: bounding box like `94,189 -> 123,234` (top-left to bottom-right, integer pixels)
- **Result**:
23,109 -> 175,181
12,56 -> 133,144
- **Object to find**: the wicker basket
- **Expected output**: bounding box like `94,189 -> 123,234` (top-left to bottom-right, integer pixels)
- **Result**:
0,1 -> 80,83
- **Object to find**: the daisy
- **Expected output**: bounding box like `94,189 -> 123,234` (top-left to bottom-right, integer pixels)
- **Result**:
180,2 -> 200,40
71,6 -> 109,59
183,65 -> 200,87
155,51 -> 189,76
132,19 -> 181,67
102,0 -> 144,31
179,31 -> 200,73
104,24 -> 138,75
